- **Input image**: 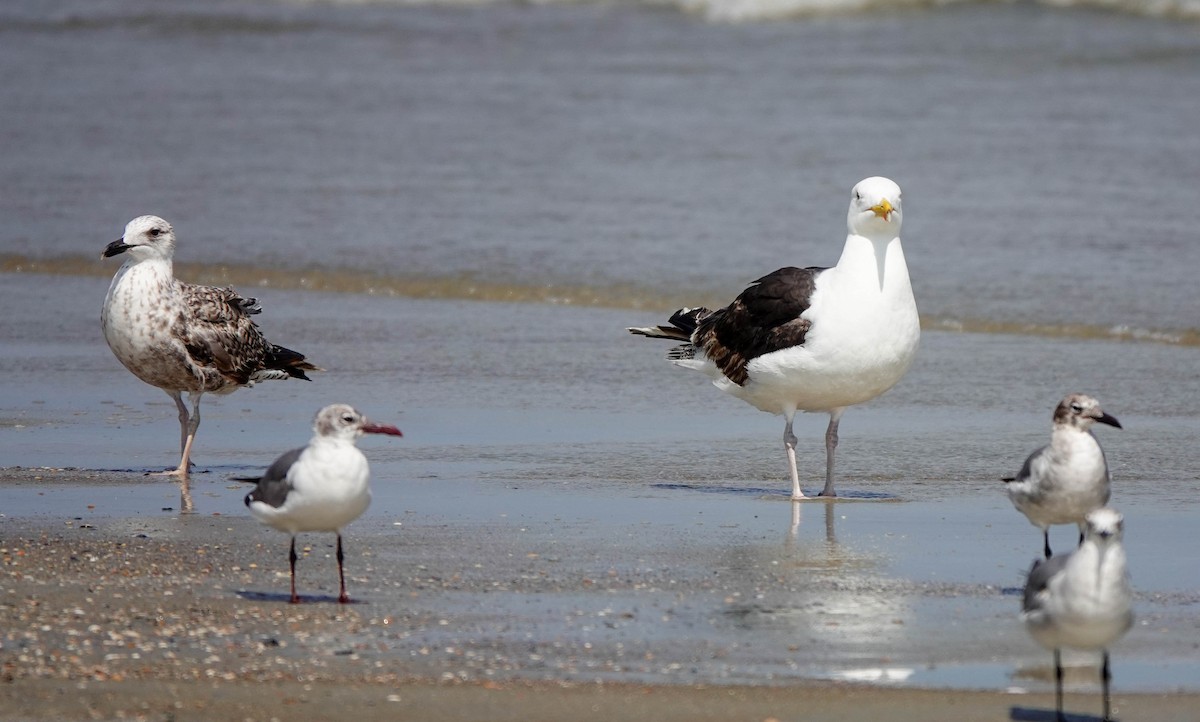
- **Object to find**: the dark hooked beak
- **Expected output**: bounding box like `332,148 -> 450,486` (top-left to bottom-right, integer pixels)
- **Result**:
1095,412 -> 1122,430
102,238 -> 133,258
361,422 -> 402,437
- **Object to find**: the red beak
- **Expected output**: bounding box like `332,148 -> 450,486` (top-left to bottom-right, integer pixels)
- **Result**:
362,422 -> 402,437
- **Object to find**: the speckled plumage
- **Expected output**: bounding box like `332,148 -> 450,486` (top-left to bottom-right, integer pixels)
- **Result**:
101,215 -> 319,503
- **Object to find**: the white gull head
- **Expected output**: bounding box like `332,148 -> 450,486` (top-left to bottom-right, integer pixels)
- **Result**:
847,176 -> 902,238
102,215 -> 177,262
1084,507 -> 1125,545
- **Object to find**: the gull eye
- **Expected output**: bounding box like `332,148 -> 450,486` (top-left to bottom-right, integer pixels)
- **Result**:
1070,403 -> 1084,414
149,228 -> 162,237
342,413 -> 356,423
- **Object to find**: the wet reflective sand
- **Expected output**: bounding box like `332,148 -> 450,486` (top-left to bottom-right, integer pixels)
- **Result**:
2,274 -> 1199,720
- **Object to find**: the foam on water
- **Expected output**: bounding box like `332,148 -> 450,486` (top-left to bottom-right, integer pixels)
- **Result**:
281,0 -> 1200,23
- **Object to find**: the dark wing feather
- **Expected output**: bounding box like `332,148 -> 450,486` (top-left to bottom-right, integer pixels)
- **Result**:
1004,445 -> 1046,484
176,283 -> 318,384
694,266 -> 826,385
627,307 -> 712,342
1022,554 -> 1070,613
243,446 -> 304,509
177,283 -> 274,385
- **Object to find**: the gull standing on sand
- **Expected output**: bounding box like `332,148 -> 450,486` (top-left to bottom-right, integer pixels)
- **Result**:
1021,507 -> 1133,722
1005,394 -> 1122,559
241,404 -> 402,604
628,177 -> 919,499
101,215 -> 319,509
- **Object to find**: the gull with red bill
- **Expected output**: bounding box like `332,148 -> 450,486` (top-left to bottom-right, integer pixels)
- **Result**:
241,404 -> 402,604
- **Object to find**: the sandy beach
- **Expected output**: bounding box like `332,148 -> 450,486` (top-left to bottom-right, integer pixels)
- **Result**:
3,462 -> 1200,722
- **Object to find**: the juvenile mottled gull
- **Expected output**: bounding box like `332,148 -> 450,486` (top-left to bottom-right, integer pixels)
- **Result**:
1005,393 -> 1122,558
1021,507 -> 1133,722
101,215 -> 319,509
241,404 -> 402,604
628,177 -> 920,499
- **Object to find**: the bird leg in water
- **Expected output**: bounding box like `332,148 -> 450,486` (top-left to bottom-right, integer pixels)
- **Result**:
784,418 -> 805,500
819,409 -> 843,498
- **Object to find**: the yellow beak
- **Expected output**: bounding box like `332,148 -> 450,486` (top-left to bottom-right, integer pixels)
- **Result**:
870,198 -> 894,219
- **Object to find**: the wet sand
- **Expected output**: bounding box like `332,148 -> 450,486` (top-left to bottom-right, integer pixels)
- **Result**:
3,274 -> 1200,720
3,466 -> 1200,721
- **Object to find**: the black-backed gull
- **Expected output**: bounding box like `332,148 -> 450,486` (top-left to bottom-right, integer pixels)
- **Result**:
628,177 -> 919,499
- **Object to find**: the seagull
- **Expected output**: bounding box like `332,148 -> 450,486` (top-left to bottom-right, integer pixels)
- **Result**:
101,215 -> 320,509
627,177 -> 919,499
1021,507 -> 1133,722
1005,393 -> 1122,559
241,404 -> 402,604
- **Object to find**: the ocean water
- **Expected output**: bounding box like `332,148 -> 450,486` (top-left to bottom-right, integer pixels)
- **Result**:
2,0 -> 1200,344
2,0 -> 1200,693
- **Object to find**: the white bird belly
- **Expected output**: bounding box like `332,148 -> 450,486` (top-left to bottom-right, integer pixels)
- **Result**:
733,295 -> 919,414
252,450 -> 372,534
102,265 -> 200,391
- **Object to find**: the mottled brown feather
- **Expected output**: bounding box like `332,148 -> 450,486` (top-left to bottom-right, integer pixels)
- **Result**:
175,283 -> 315,386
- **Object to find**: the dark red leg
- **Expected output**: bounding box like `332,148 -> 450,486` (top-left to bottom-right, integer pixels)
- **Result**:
336,533 -> 350,604
289,537 -> 300,604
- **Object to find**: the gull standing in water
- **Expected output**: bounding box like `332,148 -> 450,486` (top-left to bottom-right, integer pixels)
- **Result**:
101,215 -> 319,510
1021,507 -> 1133,722
241,404 -> 402,604
1005,393 -> 1122,558
628,177 -> 919,499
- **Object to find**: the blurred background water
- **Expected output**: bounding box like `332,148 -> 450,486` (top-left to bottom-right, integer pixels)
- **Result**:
2,0 -> 1200,343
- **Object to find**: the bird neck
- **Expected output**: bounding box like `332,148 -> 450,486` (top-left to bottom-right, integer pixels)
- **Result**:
310,434 -> 358,450
836,233 -> 908,294
120,256 -> 173,281
1071,539 -> 1128,595
1049,425 -> 1101,458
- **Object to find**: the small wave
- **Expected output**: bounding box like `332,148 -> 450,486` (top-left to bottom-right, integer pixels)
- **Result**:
10,0 -> 1200,27
922,316 -> 1200,347
297,0 -> 1200,23
6,253 -> 1199,347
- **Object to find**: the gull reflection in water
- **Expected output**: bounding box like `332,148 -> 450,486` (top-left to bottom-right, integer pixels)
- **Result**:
718,500 -> 913,664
